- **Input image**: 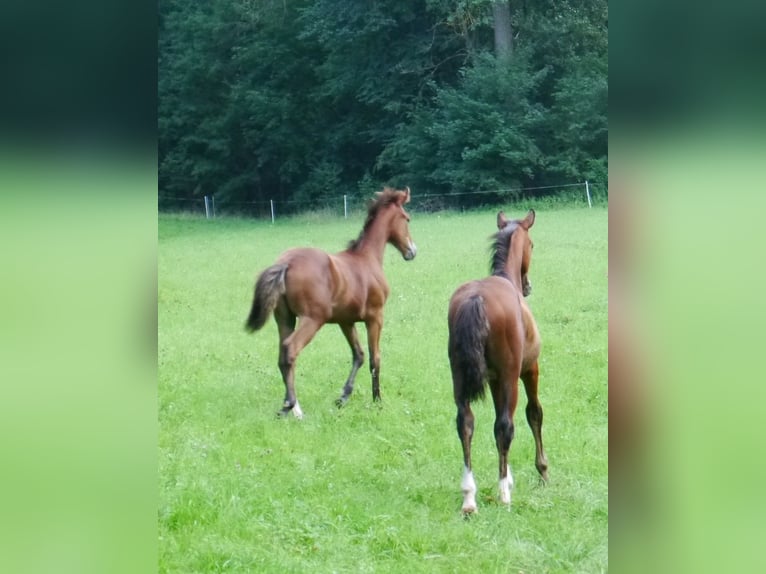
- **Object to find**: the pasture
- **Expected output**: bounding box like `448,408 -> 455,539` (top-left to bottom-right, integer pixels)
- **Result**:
158,205 -> 608,572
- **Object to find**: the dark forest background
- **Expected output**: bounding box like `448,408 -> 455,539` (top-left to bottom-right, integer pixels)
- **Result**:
158,0 -> 607,213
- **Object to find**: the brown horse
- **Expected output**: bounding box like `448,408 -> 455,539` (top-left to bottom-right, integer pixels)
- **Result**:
245,187 -> 417,418
448,209 -> 548,514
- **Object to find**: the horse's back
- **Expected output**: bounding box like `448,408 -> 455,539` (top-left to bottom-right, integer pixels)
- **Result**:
278,248 -> 333,285
276,248 -> 383,323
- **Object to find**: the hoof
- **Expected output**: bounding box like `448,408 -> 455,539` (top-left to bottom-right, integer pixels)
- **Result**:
277,402 -> 303,419
335,396 -> 349,408
462,504 -> 477,516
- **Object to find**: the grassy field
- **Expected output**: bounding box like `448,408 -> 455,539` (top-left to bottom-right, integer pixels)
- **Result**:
159,204 -> 608,573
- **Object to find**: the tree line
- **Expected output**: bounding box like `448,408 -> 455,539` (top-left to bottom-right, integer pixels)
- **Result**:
159,0 -> 607,212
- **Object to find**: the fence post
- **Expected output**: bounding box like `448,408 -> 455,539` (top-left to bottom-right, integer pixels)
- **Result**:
211,195 -> 216,218
585,180 -> 592,208
270,199 -> 275,223
204,195 -> 212,219
344,195 -> 348,219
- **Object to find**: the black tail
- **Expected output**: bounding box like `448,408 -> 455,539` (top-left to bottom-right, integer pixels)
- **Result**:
245,263 -> 288,332
449,295 -> 489,403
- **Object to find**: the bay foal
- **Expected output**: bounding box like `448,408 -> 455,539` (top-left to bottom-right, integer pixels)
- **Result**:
246,187 -> 417,417
448,209 -> 548,514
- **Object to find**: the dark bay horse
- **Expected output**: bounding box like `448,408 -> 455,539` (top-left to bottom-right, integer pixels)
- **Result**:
448,209 -> 548,514
246,187 -> 417,418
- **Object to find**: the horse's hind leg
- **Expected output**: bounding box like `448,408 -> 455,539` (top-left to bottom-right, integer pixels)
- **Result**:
456,399 -> 478,514
490,371 -> 518,507
276,306 -> 322,419
336,323 -> 364,407
521,361 -> 549,483
275,303 -> 298,417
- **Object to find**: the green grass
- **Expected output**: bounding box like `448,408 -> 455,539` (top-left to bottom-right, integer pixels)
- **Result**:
159,205 -> 608,573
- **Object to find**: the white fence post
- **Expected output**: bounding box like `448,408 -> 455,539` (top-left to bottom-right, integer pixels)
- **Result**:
270,199 -> 275,223
585,180 -> 592,208
204,195 -> 212,219
344,195 -> 348,219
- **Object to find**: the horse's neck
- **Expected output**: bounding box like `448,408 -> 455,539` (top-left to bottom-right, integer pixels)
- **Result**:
502,242 -> 524,293
498,266 -> 522,291
354,217 -> 389,265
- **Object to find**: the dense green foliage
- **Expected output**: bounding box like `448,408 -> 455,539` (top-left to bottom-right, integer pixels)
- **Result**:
159,1 -> 607,212
159,206 -> 608,571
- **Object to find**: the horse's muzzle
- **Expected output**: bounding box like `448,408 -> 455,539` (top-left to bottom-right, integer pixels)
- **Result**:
403,241 -> 417,261
522,279 -> 532,297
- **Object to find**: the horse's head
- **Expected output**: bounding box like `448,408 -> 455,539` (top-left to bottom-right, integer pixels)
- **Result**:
497,209 -> 535,296
383,186 -> 417,261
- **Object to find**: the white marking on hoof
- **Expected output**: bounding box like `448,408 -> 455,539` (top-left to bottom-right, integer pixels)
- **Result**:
461,467 -> 477,514
292,402 -> 303,419
499,465 -> 514,505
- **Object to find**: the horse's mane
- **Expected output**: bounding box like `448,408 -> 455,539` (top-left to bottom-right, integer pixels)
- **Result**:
490,222 -> 519,278
347,187 -> 403,251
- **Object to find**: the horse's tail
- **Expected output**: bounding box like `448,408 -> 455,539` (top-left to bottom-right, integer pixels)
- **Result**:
245,263 -> 288,332
449,294 -> 489,403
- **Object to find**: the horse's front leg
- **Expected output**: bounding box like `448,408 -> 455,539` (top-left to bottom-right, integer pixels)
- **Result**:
336,323 -> 364,407
365,316 -> 383,401
521,361 -> 549,483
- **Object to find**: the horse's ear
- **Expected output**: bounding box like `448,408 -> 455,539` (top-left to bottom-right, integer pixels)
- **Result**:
497,211 -> 509,230
402,186 -> 411,204
522,209 -> 535,229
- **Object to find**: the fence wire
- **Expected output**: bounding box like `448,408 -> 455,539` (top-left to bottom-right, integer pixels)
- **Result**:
158,181 -> 606,219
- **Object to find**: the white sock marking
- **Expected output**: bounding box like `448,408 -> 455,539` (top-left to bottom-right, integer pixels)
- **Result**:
292,402 -> 303,420
499,464 -> 514,505
461,466 -> 477,513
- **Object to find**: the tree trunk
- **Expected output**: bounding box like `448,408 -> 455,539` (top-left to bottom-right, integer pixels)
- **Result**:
492,1 -> 513,58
